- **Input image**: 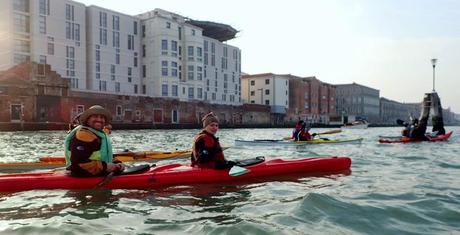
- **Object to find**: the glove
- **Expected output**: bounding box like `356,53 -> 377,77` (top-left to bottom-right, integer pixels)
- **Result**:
312,133 -> 317,137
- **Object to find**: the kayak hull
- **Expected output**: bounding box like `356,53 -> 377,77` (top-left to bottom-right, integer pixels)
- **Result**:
379,131 -> 453,143
235,138 -> 363,146
0,157 -> 351,192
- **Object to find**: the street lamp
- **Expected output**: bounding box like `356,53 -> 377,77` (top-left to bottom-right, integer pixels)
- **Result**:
431,58 -> 437,91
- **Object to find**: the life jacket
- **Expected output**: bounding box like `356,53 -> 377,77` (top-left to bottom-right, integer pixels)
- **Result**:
64,125 -> 113,167
191,130 -> 224,168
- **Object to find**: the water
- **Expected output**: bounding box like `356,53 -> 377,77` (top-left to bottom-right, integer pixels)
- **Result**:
0,127 -> 459,234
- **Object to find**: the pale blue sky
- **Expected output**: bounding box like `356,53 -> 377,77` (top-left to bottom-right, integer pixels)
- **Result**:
78,0 -> 460,113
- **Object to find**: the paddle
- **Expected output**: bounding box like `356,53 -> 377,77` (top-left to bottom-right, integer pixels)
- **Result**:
229,156 -> 265,177
94,164 -> 152,188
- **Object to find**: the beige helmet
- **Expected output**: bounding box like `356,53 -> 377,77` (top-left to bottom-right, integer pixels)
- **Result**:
79,105 -> 112,124
201,112 -> 219,128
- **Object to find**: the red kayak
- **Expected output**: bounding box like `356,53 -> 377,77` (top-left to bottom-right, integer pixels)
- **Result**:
379,131 -> 453,144
0,157 -> 351,192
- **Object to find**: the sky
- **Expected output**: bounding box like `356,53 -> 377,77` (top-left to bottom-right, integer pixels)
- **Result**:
77,0 -> 460,113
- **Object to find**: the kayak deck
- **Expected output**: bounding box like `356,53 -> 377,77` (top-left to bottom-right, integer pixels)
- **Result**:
0,150 -> 193,172
0,156 -> 352,192
235,138 -> 363,146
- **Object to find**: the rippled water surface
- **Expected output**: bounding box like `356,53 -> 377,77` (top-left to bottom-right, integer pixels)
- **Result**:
0,127 -> 459,234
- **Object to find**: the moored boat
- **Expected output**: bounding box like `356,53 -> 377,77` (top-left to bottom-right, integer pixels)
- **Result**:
341,120 -> 369,129
0,156 -> 351,192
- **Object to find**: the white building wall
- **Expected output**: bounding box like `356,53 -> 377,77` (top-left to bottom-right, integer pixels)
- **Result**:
86,6 -> 141,95
0,1 -> 15,70
31,0 -> 87,89
138,9 -> 241,105
242,74 -> 288,108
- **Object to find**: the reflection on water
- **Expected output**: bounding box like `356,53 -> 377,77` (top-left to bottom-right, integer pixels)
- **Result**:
0,127 -> 459,234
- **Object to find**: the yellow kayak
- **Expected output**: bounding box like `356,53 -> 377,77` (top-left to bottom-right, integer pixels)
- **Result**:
0,150 -> 192,172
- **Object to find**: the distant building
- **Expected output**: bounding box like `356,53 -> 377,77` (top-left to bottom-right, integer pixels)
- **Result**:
138,9 -> 241,105
86,5 -> 142,95
287,76 -> 336,124
380,97 -> 421,124
0,0 -> 88,89
241,73 -> 289,125
0,1 -> 241,107
335,83 -> 380,123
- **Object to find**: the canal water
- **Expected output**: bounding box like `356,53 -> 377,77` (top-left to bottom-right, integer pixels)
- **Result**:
0,127 -> 459,234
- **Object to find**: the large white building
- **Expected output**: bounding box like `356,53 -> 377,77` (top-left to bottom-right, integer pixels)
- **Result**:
0,1 -> 241,105
86,5 -> 141,94
138,9 -> 241,104
0,0 -> 87,89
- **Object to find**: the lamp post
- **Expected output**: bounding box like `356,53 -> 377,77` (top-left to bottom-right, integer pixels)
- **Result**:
431,58 -> 437,92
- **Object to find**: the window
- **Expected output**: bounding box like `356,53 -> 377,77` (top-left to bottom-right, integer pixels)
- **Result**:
14,0 -> 29,12
115,82 -> 120,92
99,80 -> 107,91
134,84 -> 138,94
128,35 -> 134,50
99,12 -> 107,27
66,4 -> 74,21
171,62 -> 178,77
96,50 -> 100,61
251,91 -> 255,96
47,43 -> 54,55
142,24 -> 145,37
265,89 -> 270,95
197,88 -> 203,99
113,32 -> 120,47
134,21 -> 138,35
161,60 -> 168,76
161,40 -> 168,50
188,87 -> 194,99
162,84 -> 168,96
191,29 -> 195,36
14,14 -> 30,33
197,66 -> 202,80
166,22 -> 171,28
99,28 -> 107,45
171,110 -> 178,123
250,80 -> 255,86
265,79 -> 270,84
115,54 -> 120,64
39,16 -> 46,34
142,65 -> 146,77
172,85 -> 178,97
113,16 -> 120,31
187,65 -> 194,80
128,67 -> 132,82
265,100 -> 270,105
188,46 -> 194,60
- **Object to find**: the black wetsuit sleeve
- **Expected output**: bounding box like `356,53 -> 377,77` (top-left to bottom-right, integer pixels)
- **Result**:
194,138 -> 214,163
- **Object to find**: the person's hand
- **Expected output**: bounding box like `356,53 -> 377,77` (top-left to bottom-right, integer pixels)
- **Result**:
107,163 -> 125,173
312,133 -> 317,137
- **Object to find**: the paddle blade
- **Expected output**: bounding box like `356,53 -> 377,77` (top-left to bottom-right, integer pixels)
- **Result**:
396,119 -> 405,126
229,165 -> 250,176
319,129 -> 341,135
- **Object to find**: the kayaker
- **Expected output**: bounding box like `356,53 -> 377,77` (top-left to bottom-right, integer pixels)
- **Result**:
292,120 -> 304,140
401,93 -> 431,140
191,112 -> 236,169
64,105 -> 125,177
293,121 -> 316,141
